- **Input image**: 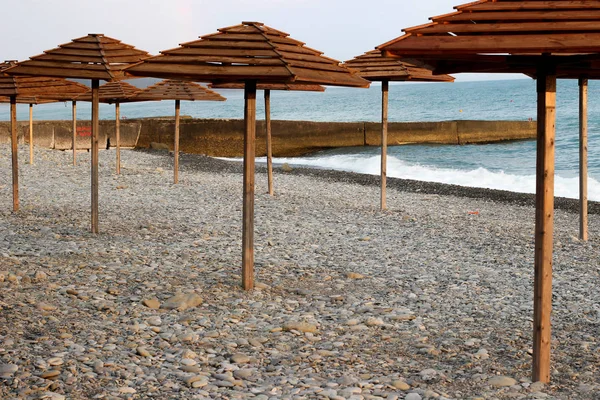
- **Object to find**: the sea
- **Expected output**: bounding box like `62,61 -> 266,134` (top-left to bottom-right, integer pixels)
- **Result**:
2,78 -> 600,200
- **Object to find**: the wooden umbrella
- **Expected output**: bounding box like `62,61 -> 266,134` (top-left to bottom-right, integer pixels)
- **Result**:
378,0 -> 600,383
125,21 -> 369,290
133,80 -> 226,184
0,61 -> 90,211
344,51 -> 454,210
210,82 -> 325,195
75,81 -> 142,175
5,34 -> 151,233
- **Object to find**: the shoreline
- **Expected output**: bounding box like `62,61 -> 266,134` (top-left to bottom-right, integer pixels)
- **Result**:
171,149 -> 600,216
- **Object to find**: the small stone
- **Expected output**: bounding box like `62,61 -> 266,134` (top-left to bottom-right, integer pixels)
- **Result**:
347,272 -> 365,279
47,357 -> 64,366
365,317 -> 384,326
233,369 -> 254,380
281,163 -> 293,172
392,380 -> 410,390
119,387 -> 136,394
191,378 -> 209,388
39,392 -> 65,400
35,271 -> 48,281
405,393 -> 422,400
283,321 -> 318,333
530,381 -> 545,392
147,316 -> 162,326
137,347 -> 151,357
37,303 -> 57,311
41,370 -> 61,379
0,364 -> 18,377
142,298 -> 160,309
231,353 -> 251,364
488,376 -> 517,388
161,293 -> 203,311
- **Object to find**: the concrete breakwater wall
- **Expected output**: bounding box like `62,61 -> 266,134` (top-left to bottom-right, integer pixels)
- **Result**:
0,117 -> 536,157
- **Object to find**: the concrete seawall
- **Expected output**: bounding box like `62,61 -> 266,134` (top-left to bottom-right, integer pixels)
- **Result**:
0,117 -> 536,157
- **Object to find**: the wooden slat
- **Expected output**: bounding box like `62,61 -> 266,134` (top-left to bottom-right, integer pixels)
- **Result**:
242,81 -> 257,291
381,81 -> 388,210
415,21 -> 600,34
115,103 -> 121,175
174,100 -> 181,184
579,77 -> 588,241
29,104 -> 34,165
533,67 -> 556,385
437,10 -> 600,22
384,33 -> 600,54
147,55 -> 286,66
468,1 -> 600,11
265,90 -> 274,196
72,101 -> 77,166
166,47 -> 279,58
91,80 -> 100,234
10,96 -> 18,212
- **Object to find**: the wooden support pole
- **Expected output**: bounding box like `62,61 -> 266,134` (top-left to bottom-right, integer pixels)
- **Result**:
579,77 -> 588,241
72,101 -> 77,166
532,67 -> 556,384
91,79 -> 100,234
265,89 -> 274,196
115,102 -> 121,175
381,81 -> 389,210
174,99 -> 180,184
242,81 -> 257,291
10,96 -> 18,212
29,104 -> 34,165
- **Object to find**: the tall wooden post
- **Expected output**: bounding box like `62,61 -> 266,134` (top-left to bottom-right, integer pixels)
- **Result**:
91,79 -> 100,234
532,67 -> 556,384
72,101 -> 77,166
29,104 -> 34,165
242,81 -> 257,290
10,95 -> 18,212
381,80 -> 389,210
265,89 -> 274,196
579,77 -> 588,241
174,99 -> 181,184
115,102 -> 121,175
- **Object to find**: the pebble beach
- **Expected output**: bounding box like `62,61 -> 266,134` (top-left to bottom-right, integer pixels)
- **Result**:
0,145 -> 599,400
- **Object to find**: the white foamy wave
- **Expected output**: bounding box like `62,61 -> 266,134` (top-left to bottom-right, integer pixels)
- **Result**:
257,154 -> 600,201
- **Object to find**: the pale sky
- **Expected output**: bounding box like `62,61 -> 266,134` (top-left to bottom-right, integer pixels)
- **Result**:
0,0 -> 526,82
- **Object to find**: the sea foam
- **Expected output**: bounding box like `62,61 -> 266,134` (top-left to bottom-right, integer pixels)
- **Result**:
258,154 -> 600,201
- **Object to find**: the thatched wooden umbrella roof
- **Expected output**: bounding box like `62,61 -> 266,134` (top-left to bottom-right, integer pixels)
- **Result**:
125,21 -> 369,291
126,22 -> 369,87
344,50 -> 455,82
210,82 -> 325,196
377,0 -> 600,384
5,34 -> 151,233
133,80 -> 227,184
343,50 -> 454,210
75,81 -> 141,103
134,79 -> 226,101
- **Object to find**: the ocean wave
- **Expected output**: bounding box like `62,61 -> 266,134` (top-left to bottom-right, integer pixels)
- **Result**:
257,154 -> 600,201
